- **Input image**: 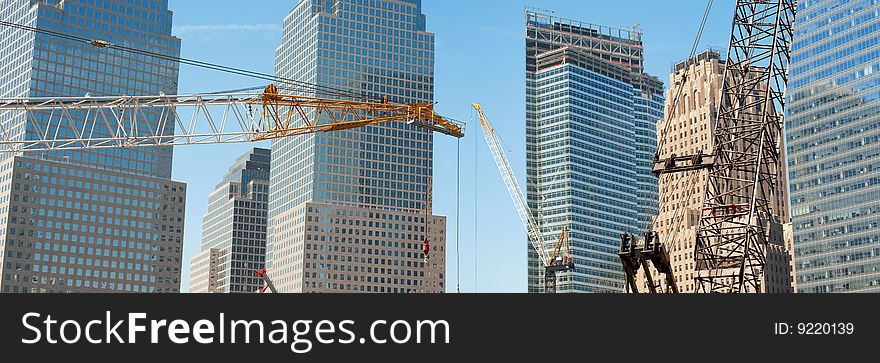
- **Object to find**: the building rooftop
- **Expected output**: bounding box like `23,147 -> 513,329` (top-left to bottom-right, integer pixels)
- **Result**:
526,8 -> 643,43
536,47 -> 632,83
673,48 -> 725,73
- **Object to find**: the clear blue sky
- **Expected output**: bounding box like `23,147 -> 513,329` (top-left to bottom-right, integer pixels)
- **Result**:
168,0 -> 735,293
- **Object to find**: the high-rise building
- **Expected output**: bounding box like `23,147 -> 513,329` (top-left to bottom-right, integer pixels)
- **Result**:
644,50 -> 794,293
525,10 -> 664,293
0,0 -> 186,293
787,0 -> 880,293
265,0 -> 445,293
189,148 -> 270,293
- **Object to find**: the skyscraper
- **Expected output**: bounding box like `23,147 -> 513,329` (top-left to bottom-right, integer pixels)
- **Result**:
644,50 -> 794,293
525,9 -> 664,293
0,0 -> 186,293
265,0 -> 445,293
190,148 -> 269,294
787,0 -> 880,293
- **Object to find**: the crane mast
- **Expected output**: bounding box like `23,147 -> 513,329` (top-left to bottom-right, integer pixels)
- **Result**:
694,0 -> 796,293
645,0 -> 797,293
472,103 -> 573,293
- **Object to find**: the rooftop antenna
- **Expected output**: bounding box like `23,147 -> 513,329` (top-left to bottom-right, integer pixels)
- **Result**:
630,23 -> 643,41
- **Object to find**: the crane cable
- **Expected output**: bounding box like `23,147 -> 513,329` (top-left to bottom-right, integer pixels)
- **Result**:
637,0 -> 714,236
655,0 -> 715,156
423,125 -> 431,267
456,137 -> 461,293
642,0 -> 715,291
0,20 -> 374,101
473,108 -> 479,293
658,0 -> 715,249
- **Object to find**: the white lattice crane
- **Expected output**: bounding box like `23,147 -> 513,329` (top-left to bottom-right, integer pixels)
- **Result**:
472,103 -> 573,293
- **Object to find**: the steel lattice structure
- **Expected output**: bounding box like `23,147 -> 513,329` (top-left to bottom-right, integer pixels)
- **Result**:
473,103 -> 573,293
0,86 -> 464,153
694,0 -> 796,293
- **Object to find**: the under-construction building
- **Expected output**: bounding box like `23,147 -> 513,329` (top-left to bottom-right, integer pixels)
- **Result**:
640,50 -> 795,293
525,9 -> 664,293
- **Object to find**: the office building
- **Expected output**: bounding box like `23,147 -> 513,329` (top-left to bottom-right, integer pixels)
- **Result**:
526,9 -> 664,293
189,148 -> 270,293
787,0 -> 880,293
265,0 -> 446,293
643,50 -> 794,293
0,0 -> 186,293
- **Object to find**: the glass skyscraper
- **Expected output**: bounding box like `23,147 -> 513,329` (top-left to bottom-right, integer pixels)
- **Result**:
0,0 -> 186,293
787,0 -> 880,293
189,148 -> 270,293
526,10 -> 663,293
265,0 -> 445,293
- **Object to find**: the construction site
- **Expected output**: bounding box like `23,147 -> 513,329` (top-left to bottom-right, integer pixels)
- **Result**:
0,0 -> 818,295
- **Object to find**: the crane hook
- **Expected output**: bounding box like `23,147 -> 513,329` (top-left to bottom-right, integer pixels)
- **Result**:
422,238 -> 430,263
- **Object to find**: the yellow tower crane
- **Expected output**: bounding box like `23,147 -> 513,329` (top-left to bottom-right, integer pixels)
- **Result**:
0,22 -> 466,294
0,84 -> 463,152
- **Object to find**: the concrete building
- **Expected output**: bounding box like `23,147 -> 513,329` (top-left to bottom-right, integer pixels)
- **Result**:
265,0 -> 445,293
526,9 -> 664,293
643,50 -> 794,293
787,0 -> 880,293
189,148 -> 270,293
0,0 -> 186,293
189,247 -> 219,293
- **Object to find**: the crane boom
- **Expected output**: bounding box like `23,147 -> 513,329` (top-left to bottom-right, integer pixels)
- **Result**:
630,0 -> 797,294
472,103 -> 573,293
472,103 -> 549,267
695,0 -> 796,293
0,85 -> 464,152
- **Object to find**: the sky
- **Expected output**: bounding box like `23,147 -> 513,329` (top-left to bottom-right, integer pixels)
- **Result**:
167,0 -> 735,293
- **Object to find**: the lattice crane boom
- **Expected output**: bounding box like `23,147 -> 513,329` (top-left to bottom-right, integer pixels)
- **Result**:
694,0 -> 796,293
473,103 -> 573,293
472,103 -> 549,267
0,85 -> 464,153
622,0 -> 796,294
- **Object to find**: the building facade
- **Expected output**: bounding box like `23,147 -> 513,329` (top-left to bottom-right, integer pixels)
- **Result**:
189,148 -> 270,293
644,50 -> 794,293
526,10 -> 664,293
787,0 -> 880,293
0,0 -> 186,293
265,0 -> 445,293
